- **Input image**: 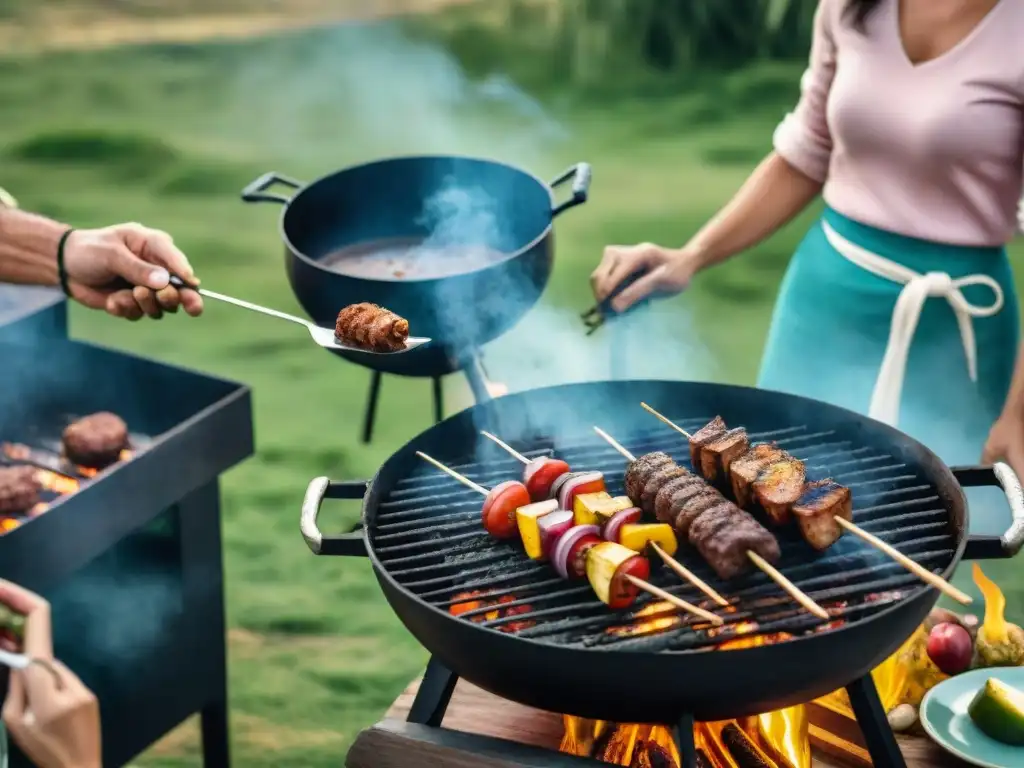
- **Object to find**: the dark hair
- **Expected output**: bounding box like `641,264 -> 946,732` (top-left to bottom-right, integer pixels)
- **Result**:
845,0 -> 882,29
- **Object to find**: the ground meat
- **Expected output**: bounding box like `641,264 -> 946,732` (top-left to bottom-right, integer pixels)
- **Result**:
654,474 -> 700,523
690,506 -> 781,580
671,488 -> 721,539
0,466 -> 41,515
640,465 -> 689,516
334,303 -> 409,352
624,452 -> 672,500
62,412 -> 129,469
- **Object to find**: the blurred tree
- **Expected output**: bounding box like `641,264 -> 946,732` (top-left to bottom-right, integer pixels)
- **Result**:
517,0 -> 818,84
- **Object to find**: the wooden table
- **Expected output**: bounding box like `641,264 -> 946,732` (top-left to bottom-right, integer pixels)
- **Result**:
345,677 -> 968,767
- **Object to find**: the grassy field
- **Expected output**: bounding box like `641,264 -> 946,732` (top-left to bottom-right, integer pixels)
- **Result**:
1,6 -> 1023,767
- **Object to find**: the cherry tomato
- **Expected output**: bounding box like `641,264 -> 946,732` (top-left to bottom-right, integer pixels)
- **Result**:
567,533 -> 603,579
525,459 -> 571,502
608,555 -> 651,610
481,481 -> 530,539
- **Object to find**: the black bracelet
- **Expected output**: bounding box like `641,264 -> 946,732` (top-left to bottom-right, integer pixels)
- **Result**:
56,227 -> 75,297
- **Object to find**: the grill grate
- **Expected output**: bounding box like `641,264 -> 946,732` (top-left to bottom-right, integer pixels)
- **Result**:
368,416 -> 956,652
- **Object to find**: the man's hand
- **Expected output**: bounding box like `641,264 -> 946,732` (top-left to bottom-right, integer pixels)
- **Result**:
63,222 -> 203,321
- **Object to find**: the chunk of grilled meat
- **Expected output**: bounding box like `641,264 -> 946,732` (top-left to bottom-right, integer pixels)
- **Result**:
62,411 -> 129,469
793,479 -> 853,551
625,452 -> 674,501
640,465 -> 689,516
688,503 -> 781,580
688,416 -> 726,470
672,487 -> 721,540
334,303 -> 410,352
0,466 -> 41,515
699,427 -> 749,485
729,443 -> 786,508
654,473 -> 699,523
753,457 -> 806,525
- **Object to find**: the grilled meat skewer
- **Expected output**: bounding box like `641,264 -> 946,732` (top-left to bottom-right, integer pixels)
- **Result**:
683,417 -> 851,551
624,455 -> 781,580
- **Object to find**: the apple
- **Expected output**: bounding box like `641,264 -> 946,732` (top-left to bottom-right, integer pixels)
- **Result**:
927,622 -> 974,676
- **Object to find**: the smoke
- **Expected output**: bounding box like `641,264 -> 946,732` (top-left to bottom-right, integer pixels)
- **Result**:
222,20 -> 565,166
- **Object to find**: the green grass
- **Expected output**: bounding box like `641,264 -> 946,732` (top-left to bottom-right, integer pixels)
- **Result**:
1,11 -> 1022,768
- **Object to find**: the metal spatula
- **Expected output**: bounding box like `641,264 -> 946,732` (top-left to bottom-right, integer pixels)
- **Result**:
168,278 -> 430,354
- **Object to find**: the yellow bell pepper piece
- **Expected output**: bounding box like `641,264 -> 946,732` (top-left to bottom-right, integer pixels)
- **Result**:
516,500 -> 559,560
619,523 -> 678,557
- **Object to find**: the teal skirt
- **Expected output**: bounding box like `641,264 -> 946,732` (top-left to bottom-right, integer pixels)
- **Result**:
757,207 -> 1021,615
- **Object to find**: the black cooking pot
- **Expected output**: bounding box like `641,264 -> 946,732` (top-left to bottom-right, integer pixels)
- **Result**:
241,157 -> 591,378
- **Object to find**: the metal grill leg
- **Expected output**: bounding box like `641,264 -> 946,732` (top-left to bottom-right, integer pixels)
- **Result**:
846,675 -> 907,768
406,656 -> 458,728
432,376 -> 444,424
361,371 -> 382,444
200,699 -> 231,768
673,713 -> 697,768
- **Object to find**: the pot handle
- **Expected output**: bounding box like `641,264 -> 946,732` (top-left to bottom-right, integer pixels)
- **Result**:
954,462 -> 1024,559
549,162 -> 592,218
300,476 -> 368,557
241,172 -> 303,205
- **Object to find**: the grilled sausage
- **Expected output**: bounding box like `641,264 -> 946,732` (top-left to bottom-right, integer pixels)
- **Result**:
654,473 -> 700,523
672,488 -> 721,539
0,466 -> 41,515
640,465 -> 689,516
689,504 -> 781,580
624,452 -> 673,500
334,303 -> 410,352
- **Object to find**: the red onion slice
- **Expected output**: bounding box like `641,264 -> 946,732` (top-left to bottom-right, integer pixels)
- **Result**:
558,471 -> 604,511
552,524 -> 600,579
603,507 -> 643,544
537,510 -> 574,559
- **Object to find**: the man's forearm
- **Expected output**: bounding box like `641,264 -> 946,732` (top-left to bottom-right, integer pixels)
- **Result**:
0,206 -> 67,286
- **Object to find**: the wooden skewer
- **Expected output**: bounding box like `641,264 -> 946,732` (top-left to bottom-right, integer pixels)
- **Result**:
416,451 -> 489,496
622,574 -> 724,625
480,431 -> 531,465
594,426 -> 828,620
650,542 -> 730,608
747,551 -> 830,620
593,426 -> 635,462
834,517 -> 972,605
640,402 -> 692,439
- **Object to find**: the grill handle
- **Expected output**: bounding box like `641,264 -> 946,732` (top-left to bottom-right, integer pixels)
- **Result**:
549,162 -> 592,218
300,477 -> 368,557
954,462 -> 1024,559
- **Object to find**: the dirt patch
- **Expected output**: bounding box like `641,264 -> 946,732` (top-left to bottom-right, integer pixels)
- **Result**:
0,0 -> 480,54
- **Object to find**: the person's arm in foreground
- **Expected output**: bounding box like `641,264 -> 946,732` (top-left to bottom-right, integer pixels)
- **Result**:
1,580 -> 101,768
591,0 -> 837,312
0,203 -> 203,320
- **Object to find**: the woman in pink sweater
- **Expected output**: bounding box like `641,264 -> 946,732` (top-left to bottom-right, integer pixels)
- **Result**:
592,0 -> 1024,597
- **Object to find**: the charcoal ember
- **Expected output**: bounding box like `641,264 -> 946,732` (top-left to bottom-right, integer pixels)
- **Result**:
630,741 -> 679,768
694,749 -> 714,768
0,466 -> 41,515
62,412 -> 129,469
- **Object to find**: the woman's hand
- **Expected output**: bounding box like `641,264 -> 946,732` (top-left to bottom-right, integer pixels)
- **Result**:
982,408 -> 1024,483
63,222 -> 203,321
590,243 -> 697,313
0,580 -> 101,768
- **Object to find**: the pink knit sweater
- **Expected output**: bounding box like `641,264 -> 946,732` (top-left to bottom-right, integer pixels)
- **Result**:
773,0 -> 1024,246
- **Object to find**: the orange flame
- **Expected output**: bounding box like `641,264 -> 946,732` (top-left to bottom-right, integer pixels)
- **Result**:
974,563 -> 1008,644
